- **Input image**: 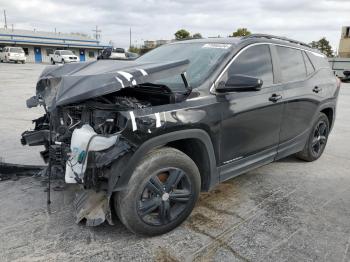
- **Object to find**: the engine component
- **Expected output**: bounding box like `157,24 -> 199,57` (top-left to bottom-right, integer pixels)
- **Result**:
65,124 -> 119,184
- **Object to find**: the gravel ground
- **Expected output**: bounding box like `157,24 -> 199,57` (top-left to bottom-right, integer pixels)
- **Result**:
0,63 -> 350,262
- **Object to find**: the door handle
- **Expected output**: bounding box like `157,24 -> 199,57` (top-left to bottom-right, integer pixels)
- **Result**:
269,94 -> 282,102
313,86 -> 322,93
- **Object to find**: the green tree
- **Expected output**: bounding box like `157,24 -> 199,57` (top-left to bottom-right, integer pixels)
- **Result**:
232,28 -> 251,37
310,37 -> 333,57
192,33 -> 202,39
128,45 -> 141,54
175,29 -> 191,40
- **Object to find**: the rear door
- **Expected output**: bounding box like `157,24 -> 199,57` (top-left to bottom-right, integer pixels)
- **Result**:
218,44 -> 285,180
274,46 -> 321,159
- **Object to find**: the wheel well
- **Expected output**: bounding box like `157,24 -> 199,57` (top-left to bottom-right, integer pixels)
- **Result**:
167,138 -> 211,191
321,108 -> 334,128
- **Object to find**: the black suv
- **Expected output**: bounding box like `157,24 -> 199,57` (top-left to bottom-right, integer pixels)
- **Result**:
22,34 -> 340,235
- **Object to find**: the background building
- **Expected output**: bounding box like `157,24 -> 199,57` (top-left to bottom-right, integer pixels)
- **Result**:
338,26 -> 350,58
0,28 -> 111,63
143,39 -> 171,49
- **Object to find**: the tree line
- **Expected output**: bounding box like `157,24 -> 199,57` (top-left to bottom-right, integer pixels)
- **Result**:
129,28 -> 334,57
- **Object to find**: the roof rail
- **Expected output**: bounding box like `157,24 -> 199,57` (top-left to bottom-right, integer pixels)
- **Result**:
242,34 -> 312,48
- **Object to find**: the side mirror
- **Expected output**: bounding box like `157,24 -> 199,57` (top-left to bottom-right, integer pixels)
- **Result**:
216,74 -> 263,93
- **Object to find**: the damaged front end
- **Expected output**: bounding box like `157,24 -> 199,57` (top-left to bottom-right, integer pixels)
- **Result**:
21,59 -> 191,226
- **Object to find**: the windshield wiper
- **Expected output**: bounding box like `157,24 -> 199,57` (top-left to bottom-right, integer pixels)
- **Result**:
181,72 -> 192,95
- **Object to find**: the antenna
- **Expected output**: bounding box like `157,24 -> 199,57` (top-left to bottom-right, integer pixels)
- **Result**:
92,25 -> 101,40
3,10 -> 7,29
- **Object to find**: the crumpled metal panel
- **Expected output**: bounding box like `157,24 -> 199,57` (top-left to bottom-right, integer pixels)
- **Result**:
74,189 -> 113,226
33,59 -> 189,110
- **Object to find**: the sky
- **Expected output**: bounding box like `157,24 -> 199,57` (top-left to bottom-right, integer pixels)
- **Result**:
0,0 -> 349,51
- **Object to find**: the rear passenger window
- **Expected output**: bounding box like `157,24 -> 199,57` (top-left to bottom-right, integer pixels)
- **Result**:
227,45 -> 274,87
276,46 -> 306,82
308,52 -> 330,69
303,52 -> 315,75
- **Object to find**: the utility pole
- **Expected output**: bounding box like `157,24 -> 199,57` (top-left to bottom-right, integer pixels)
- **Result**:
129,27 -> 132,49
3,10 -> 7,29
92,25 -> 101,41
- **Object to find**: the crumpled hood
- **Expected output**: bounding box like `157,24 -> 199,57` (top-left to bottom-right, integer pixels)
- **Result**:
34,59 -> 189,110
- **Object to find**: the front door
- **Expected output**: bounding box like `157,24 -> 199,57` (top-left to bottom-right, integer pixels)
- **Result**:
79,49 -> 85,62
34,47 -> 42,63
218,44 -> 284,180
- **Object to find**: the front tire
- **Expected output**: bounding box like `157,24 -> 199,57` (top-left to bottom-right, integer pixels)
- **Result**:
114,147 -> 201,236
296,112 -> 330,162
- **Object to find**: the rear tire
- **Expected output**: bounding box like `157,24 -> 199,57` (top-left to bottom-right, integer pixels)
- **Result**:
296,112 -> 330,162
61,59 -> 65,64
114,147 -> 201,236
51,59 -> 55,65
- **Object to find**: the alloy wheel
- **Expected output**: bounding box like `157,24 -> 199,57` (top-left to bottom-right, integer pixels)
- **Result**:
137,167 -> 193,226
311,120 -> 328,156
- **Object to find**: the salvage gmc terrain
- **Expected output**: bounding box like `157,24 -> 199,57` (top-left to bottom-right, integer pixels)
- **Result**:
21,34 -> 340,235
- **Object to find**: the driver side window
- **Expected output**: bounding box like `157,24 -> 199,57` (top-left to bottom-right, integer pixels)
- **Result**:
226,45 -> 274,87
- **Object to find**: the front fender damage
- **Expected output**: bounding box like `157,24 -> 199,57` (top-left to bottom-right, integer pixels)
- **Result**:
74,189 -> 113,226
66,124 -> 132,226
20,58 -> 189,226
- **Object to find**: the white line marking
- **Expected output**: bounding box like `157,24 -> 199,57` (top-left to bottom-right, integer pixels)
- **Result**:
129,111 -> 137,131
155,113 -> 161,128
162,112 -> 166,124
117,71 -> 133,81
137,69 -> 148,76
115,77 -> 124,88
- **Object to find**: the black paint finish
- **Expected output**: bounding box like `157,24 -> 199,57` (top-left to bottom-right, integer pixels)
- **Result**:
22,36 -> 340,195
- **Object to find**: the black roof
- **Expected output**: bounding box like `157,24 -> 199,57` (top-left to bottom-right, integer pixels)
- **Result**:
171,34 -> 322,55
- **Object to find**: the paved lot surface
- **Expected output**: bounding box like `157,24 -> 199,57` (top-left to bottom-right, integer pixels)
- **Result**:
1,63 -> 350,262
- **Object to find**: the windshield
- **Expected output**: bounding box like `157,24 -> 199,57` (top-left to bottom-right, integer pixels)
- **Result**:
10,47 -> 24,53
136,42 -> 232,90
61,50 -> 74,55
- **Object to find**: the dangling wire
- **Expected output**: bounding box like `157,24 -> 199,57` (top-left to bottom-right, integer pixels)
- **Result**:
47,112 -> 52,205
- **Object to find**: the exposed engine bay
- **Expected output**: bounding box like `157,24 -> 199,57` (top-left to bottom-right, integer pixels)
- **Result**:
22,83 -> 186,186
21,59 -> 191,226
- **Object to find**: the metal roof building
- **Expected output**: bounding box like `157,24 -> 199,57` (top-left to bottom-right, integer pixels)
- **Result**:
0,28 -> 111,63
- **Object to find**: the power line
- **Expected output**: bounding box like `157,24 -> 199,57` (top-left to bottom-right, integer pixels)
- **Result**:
3,10 -> 7,29
92,25 -> 101,40
129,27 -> 131,48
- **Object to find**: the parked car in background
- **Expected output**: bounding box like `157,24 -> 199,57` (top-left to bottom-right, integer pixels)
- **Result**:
329,57 -> 350,81
50,50 -> 80,64
126,51 -> 139,59
97,47 -> 139,60
0,46 -> 26,64
22,34 -> 339,236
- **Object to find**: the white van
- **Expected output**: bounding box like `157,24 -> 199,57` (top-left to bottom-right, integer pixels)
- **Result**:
0,46 -> 26,64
